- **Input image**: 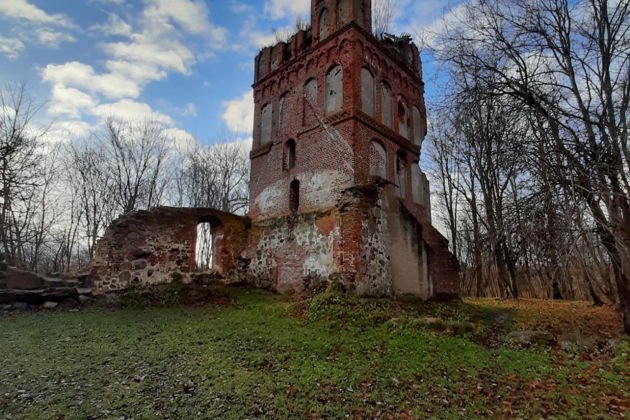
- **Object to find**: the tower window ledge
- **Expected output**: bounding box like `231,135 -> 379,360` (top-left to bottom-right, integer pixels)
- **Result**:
250,142 -> 273,159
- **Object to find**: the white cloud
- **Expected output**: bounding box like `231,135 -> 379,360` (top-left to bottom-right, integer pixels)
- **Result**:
45,120 -> 93,142
162,127 -> 197,152
90,14 -> 133,37
230,2 -> 254,14
221,90 -> 254,134
48,86 -> 98,118
146,0 -> 210,35
43,62 -> 142,99
36,28 -> 76,48
398,0 -> 470,48
0,0 -> 74,27
264,0 -> 310,20
92,99 -> 174,125
0,36 -> 24,59
38,0 -> 229,148
103,36 -> 195,75
104,60 -> 167,84
184,103 -> 197,117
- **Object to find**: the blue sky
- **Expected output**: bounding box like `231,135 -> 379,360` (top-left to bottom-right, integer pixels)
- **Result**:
0,0 -> 464,147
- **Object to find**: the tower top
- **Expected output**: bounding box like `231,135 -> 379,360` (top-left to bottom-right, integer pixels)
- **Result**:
312,0 -> 372,42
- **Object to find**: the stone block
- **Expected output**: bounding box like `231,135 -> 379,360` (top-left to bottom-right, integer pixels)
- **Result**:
132,259 -> 147,270
58,298 -> 79,309
42,301 -> 58,309
5,268 -> 45,290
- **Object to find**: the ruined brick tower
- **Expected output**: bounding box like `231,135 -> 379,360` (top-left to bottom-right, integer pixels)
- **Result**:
88,0 -> 459,297
246,0 -> 460,297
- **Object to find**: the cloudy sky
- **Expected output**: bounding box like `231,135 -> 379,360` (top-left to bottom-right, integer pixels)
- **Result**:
0,0 -> 463,146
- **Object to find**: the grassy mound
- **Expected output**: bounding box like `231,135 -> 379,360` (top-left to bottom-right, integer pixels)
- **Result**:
1,287 -> 627,419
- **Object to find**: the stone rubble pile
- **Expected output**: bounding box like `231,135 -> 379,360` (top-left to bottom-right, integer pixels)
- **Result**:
0,253 -> 93,311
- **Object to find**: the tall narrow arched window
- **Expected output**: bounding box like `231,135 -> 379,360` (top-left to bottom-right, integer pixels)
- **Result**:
195,222 -> 213,271
361,68 -> 375,117
381,81 -> 392,128
396,153 -> 407,198
257,54 -> 267,78
325,65 -> 343,115
305,78 -> 318,103
304,78 -> 318,126
336,0 -> 349,28
260,103 -> 272,145
412,106 -> 425,147
278,94 -> 286,132
285,139 -> 296,170
355,0 -> 365,27
290,179 -> 300,213
319,8 -> 330,39
397,96 -> 410,139
370,140 -> 387,179
411,164 -> 423,204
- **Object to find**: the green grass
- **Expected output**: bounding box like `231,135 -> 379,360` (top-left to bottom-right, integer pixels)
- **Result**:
0,288 -> 628,419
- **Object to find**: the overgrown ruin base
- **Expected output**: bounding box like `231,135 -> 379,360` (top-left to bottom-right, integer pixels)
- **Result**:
90,182 -> 459,298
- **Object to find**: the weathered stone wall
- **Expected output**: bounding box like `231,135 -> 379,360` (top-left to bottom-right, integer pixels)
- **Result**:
90,208 -> 248,294
243,211 -> 340,294
243,180 -> 456,298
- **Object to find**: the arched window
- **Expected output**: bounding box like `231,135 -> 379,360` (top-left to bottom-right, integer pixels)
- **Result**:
278,94 -> 286,132
381,81 -> 392,128
290,179 -> 300,213
336,0 -> 349,28
355,0 -> 365,27
361,68 -> 375,117
411,164 -> 424,204
260,103 -> 273,145
304,78 -> 318,126
325,65 -> 343,115
397,96 -> 410,139
319,8 -> 330,39
396,153 -> 407,198
196,222 -> 213,271
369,140 -> 387,178
305,78 -> 318,103
285,139 -> 296,170
412,106 -> 425,147
257,54 -> 267,78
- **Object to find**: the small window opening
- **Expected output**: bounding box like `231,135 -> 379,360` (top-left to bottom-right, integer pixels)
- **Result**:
289,179 -> 300,213
397,96 -> 410,139
319,8 -> 330,39
285,139 -> 296,170
196,222 -> 213,271
396,153 -> 408,198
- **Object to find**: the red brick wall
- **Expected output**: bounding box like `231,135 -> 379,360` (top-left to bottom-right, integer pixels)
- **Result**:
247,10 -> 460,297
90,208 -> 248,294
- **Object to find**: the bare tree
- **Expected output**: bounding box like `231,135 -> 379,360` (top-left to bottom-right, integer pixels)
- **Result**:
176,141 -> 250,214
102,118 -> 170,214
67,141 -> 117,261
431,0 -> 630,332
373,0 -> 395,38
0,83 -> 49,269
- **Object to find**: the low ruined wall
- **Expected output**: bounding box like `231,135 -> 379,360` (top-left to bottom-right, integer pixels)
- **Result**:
90,207 -> 248,294
243,211 -> 341,294
89,188 -> 459,298
240,181 -> 453,298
